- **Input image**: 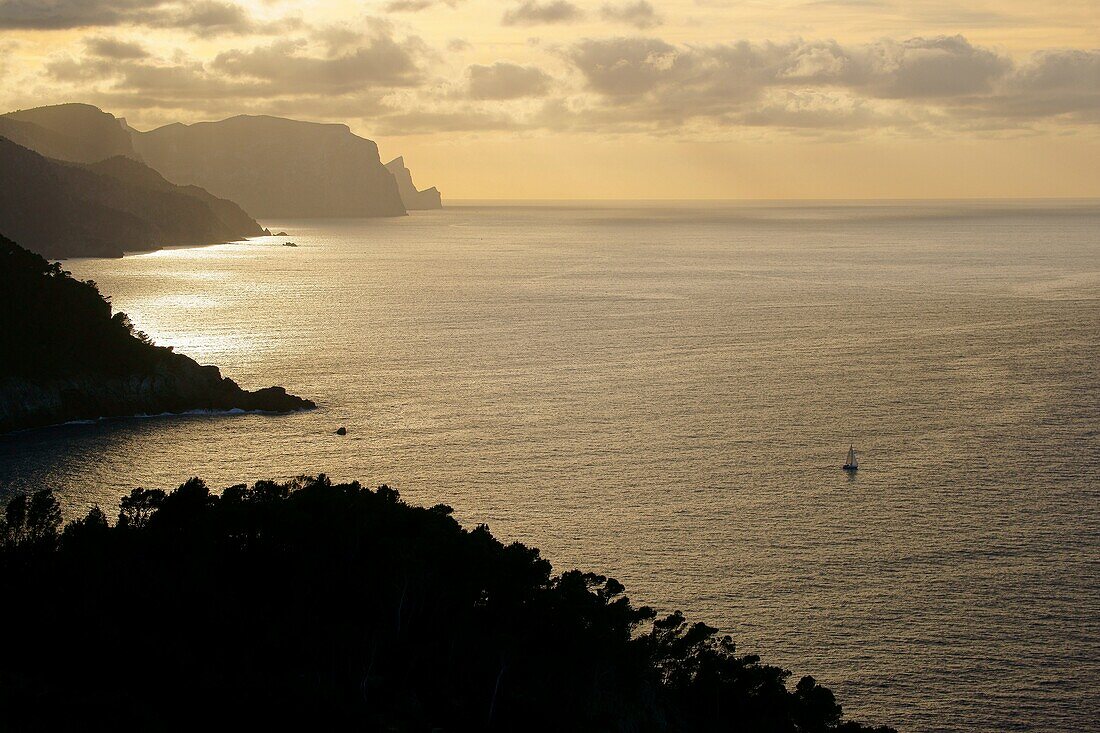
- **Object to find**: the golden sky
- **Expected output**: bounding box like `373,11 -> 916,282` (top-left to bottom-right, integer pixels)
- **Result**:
1,0 -> 1098,198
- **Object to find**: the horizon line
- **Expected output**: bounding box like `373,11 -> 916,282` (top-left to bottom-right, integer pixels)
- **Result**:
444,196 -> 1100,204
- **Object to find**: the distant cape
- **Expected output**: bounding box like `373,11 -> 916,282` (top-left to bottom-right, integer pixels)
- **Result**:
132,115 -> 432,218
0,103 -> 445,257
385,156 -> 442,210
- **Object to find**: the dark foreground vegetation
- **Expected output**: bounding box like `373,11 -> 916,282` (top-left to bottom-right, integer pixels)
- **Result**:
0,476 -> 895,732
0,235 -> 313,431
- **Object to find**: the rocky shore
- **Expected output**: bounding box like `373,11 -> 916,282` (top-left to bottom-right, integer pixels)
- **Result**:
0,352 -> 314,433
1,233 -> 315,434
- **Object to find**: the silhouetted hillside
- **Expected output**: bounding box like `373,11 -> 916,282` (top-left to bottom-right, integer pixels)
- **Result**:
0,476 -> 895,732
0,103 -> 137,163
133,115 -> 409,218
89,155 -> 262,238
0,235 -> 313,431
0,136 -> 263,258
3,104 -> 442,220
386,156 -> 443,210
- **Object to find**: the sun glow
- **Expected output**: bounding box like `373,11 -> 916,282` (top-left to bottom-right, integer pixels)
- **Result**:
1,0 -> 1097,198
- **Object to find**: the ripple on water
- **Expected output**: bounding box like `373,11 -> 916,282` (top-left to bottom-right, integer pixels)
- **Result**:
2,203 -> 1098,732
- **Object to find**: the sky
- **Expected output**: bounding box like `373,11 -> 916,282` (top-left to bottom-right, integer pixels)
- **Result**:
0,0 -> 1098,199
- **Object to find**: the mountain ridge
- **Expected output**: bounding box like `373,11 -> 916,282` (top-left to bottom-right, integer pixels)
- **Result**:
1,103 -> 444,258
0,135 -> 264,258
0,103 -> 138,163
132,114 -> 418,218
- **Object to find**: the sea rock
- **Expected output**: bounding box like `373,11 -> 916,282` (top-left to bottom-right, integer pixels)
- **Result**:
385,157 -> 443,210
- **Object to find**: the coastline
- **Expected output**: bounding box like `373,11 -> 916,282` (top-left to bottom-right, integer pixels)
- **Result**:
0,357 -> 315,434
4,406 -> 315,436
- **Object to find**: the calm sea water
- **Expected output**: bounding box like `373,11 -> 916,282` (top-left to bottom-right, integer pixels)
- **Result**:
3,202 -> 1099,732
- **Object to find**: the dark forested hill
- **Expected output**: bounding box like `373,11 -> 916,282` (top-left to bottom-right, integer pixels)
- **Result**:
0,235 -> 313,431
0,136 -> 263,258
0,475 -> 895,732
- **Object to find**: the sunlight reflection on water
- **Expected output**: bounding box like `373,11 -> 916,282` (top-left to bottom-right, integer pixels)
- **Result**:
3,202 -> 1098,732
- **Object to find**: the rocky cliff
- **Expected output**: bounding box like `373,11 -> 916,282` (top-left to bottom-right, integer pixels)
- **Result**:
0,235 -> 313,433
0,103 -> 138,163
2,363 -> 314,431
385,156 -> 442,210
133,115 -> 408,218
0,364 -> 314,434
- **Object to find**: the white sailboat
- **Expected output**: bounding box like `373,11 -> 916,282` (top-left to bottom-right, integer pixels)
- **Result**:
843,444 -> 858,471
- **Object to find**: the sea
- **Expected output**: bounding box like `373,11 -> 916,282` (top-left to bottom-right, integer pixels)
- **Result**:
2,201 -> 1098,732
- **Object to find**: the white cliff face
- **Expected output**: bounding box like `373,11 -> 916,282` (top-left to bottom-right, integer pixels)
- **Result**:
385,157 -> 443,210
133,116 -> 408,218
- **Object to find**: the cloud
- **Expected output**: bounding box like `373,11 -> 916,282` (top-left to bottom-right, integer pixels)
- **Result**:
46,53 -> 264,99
383,0 -> 462,11
384,0 -> 434,10
859,35 -> 1010,98
599,1 -> 661,29
502,0 -> 583,26
1013,50 -> 1100,93
751,35 -> 1012,99
733,89 -> 894,130
16,21 -> 1100,139
992,49 -> 1100,119
211,33 -> 424,92
561,34 -> 1100,133
312,25 -> 366,55
567,37 -> 679,97
85,35 -> 149,59
44,22 -> 427,111
145,0 -> 256,34
0,39 -> 18,78
0,0 -> 167,29
780,35 -> 1096,119
0,0 -> 263,32
467,61 -> 553,99
373,108 -> 521,135
566,36 -> 1018,110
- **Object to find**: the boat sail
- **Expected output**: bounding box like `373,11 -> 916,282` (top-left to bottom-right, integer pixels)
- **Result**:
843,445 -> 858,471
